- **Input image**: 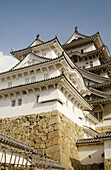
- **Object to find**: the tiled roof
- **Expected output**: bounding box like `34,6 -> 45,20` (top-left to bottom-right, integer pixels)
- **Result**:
88,97 -> 111,104
11,37 -> 57,55
0,133 -> 64,169
90,81 -> 111,89
63,32 -> 103,49
76,131 -> 111,145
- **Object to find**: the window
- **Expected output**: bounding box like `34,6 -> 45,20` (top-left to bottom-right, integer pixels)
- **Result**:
12,100 -> 16,107
90,61 -> 93,67
36,95 -> 39,103
18,99 -> 22,106
94,111 -> 102,120
8,82 -> 12,88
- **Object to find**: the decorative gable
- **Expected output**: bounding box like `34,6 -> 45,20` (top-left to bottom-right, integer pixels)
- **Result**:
13,53 -> 48,70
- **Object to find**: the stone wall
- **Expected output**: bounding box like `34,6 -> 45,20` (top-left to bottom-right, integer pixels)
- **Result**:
0,110 -> 84,169
96,126 -> 111,133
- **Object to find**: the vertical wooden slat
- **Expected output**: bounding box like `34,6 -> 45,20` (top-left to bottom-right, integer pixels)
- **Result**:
9,151 -> 13,164
4,150 -> 6,170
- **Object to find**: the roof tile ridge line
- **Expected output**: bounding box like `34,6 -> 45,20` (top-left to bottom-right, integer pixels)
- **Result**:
76,137 -> 95,142
10,37 -> 57,54
90,81 -> 111,88
0,133 -> 30,146
0,74 -> 63,92
89,97 -> 111,103
0,135 -> 35,151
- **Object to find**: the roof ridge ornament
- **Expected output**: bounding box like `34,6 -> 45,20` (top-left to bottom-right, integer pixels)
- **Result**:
75,26 -> 78,33
36,34 -> 40,40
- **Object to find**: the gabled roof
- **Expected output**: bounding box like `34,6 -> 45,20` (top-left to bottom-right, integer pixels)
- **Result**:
29,34 -> 44,47
10,37 -> 58,60
12,52 -> 49,70
63,29 -> 104,50
65,27 -> 89,44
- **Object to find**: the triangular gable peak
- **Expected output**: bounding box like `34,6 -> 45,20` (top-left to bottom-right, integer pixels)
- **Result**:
29,34 -> 44,47
13,53 -> 48,70
11,37 -> 64,61
65,27 -> 89,44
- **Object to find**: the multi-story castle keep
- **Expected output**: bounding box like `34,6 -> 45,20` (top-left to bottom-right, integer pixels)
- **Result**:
0,27 -> 111,169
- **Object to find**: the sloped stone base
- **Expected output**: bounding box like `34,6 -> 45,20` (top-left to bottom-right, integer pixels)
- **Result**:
0,110 -> 84,169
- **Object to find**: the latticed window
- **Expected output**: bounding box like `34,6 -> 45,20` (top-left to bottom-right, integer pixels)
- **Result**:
12,100 -> 16,107
18,99 -> 22,106
94,111 -> 102,120
36,95 -> 39,103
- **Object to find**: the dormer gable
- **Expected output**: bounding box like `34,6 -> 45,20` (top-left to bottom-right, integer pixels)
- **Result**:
29,34 -> 44,47
65,26 -> 88,44
12,53 -> 48,70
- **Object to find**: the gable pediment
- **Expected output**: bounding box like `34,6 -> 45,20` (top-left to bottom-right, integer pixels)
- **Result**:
13,53 -> 48,70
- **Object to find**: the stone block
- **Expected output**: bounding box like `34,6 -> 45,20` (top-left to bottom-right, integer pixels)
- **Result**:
48,116 -> 61,126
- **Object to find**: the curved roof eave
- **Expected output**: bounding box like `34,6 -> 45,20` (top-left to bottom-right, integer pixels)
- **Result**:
62,32 -> 104,50
79,68 -> 111,83
10,37 -> 58,56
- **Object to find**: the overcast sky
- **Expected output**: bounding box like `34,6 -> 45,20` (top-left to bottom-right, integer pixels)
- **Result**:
0,0 -> 111,72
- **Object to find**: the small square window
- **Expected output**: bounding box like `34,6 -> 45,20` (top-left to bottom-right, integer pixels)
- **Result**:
12,100 -> 16,107
18,99 -> 22,106
36,96 -> 39,103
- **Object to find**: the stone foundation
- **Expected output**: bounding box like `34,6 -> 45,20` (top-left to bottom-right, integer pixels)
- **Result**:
0,110 -> 84,169
96,126 -> 111,133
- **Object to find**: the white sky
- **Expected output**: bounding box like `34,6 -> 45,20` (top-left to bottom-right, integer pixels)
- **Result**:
0,51 -> 19,73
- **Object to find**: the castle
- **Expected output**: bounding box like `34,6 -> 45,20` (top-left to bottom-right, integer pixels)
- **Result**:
0,27 -> 111,169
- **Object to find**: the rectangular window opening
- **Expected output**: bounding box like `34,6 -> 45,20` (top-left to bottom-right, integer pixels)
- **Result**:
18,99 -> 22,106
12,100 -> 16,107
36,95 -> 39,103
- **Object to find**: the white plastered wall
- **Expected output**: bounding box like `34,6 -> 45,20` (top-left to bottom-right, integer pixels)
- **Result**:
104,140 -> 111,159
78,144 -> 104,165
